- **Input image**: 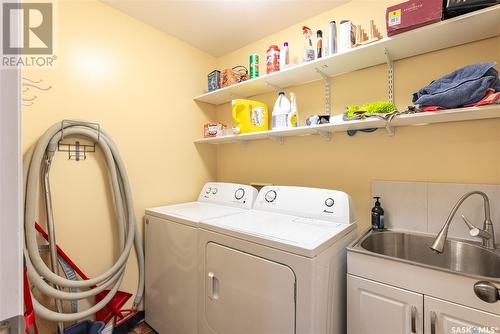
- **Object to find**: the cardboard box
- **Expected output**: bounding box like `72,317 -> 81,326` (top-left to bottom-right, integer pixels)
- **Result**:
204,123 -> 226,138
386,0 -> 443,37
207,70 -> 220,92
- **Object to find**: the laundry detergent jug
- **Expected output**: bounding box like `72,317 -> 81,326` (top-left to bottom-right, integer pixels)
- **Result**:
232,99 -> 269,134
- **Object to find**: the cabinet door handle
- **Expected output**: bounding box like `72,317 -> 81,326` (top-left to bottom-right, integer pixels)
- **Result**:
430,311 -> 437,334
208,272 -> 219,300
411,306 -> 417,333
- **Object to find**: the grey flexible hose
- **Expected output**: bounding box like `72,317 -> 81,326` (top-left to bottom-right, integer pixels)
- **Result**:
23,121 -> 145,322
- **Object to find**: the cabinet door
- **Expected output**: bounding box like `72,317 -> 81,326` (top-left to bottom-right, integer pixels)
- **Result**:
348,275 -> 424,334
425,296 -> 500,334
205,242 -> 296,334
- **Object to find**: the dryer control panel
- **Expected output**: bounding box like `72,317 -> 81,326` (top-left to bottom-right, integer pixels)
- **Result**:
198,182 -> 258,209
255,186 -> 356,224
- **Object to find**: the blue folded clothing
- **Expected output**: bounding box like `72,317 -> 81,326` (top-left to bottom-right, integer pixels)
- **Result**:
412,61 -> 500,108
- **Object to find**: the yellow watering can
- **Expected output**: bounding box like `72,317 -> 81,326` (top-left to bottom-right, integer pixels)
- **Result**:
232,99 -> 269,134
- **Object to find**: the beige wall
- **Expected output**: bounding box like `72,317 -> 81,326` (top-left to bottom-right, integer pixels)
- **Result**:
214,1 -> 500,230
21,0 -> 500,332
22,1 -> 216,332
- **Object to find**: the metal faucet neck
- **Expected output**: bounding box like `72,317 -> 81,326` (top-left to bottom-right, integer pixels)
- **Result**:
431,191 -> 495,253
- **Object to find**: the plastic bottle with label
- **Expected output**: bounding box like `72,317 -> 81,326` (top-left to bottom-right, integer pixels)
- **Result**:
288,92 -> 298,127
303,26 -> 315,62
279,42 -> 289,70
272,91 -> 291,129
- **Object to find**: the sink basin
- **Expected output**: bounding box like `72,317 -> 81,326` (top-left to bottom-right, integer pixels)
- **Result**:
354,231 -> 500,279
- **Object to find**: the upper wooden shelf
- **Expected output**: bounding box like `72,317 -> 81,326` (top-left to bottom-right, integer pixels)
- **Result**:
194,6 -> 500,106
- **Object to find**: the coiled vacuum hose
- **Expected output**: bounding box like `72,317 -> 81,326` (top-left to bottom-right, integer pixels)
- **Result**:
23,122 -> 145,322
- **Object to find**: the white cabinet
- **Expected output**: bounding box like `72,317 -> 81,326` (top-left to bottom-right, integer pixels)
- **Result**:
348,274 -> 423,334
348,275 -> 500,334
424,296 -> 500,334
204,242 -> 296,334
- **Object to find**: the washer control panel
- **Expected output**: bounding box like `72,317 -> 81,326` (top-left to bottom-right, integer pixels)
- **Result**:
198,182 -> 258,209
255,186 -> 355,224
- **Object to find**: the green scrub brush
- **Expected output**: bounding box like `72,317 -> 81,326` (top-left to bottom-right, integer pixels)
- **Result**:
346,101 -> 397,119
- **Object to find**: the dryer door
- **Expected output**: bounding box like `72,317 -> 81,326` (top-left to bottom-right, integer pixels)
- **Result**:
205,242 -> 296,334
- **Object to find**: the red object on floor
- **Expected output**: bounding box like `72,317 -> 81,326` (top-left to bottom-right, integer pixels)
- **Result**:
24,264 -> 39,334
95,290 -> 134,325
33,223 -> 136,326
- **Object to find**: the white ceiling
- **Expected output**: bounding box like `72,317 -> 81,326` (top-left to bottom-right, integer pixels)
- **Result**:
103,1 -> 347,57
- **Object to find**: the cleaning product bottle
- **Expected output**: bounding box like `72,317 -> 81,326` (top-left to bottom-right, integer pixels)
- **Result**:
232,99 -> 269,134
272,91 -> 291,129
279,42 -> 289,70
371,197 -> 385,231
303,26 -> 314,62
288,92 -> 298,127
316,30 -> 323,58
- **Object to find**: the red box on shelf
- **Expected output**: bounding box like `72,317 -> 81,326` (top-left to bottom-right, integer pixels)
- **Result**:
386,0 -> 443,37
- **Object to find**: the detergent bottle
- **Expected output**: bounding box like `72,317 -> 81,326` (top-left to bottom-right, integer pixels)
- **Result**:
288,92 -> 298,127
272,92 -> 291,129
232,99 -> 269,134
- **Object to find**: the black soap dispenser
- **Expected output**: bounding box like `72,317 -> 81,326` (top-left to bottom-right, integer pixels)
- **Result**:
371,197 -> 385,231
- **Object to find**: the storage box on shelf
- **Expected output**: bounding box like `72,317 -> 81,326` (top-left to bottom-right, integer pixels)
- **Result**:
194,105 -> 500,145
193,6 -> 500,106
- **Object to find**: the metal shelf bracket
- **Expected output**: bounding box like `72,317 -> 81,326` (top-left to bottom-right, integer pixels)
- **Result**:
265,82 -> 282,91
315,68 -> 332,115
234,139 -> 248,147
384,48 -> 394,103
385,125 -> 396,136
316,129 -> 332,141
268,135 -> 284,144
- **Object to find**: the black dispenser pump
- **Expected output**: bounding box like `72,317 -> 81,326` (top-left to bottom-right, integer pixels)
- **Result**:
371,196 -> 385,231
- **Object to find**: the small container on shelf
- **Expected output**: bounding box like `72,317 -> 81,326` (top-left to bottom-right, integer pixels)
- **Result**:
386,0 -> 443,37
207,70 -> 221,92
221,66 -> 249,88
204,123 -> 227,138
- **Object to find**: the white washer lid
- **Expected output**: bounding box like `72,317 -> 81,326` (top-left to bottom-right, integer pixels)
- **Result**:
200,210 -> 355,257
146,202 -> 248,227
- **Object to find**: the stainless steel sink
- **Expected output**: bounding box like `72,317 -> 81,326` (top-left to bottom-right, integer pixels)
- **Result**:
351,231 -> 500,279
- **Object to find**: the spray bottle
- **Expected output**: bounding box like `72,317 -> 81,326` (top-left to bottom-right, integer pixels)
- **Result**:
303,26 -> 315,62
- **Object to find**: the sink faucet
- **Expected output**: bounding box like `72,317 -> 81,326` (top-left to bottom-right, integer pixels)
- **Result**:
430,191 -> 496,253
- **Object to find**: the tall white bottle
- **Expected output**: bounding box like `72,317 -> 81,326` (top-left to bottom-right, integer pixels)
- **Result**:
272,91 -> 291,129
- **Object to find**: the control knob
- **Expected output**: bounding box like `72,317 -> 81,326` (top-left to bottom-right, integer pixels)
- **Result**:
265,190 -> 277,203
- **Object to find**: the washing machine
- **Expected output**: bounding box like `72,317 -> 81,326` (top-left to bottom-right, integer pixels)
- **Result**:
145,182 -> 258,334
197,186 -> 357,334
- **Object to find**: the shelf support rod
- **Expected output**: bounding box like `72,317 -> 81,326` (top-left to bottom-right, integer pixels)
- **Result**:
315,68 -> 332,115
265,82 -> 282,91
384,48 -> 394,103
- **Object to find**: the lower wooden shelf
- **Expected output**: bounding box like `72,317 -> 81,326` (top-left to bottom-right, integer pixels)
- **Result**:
194,105 -> 500,145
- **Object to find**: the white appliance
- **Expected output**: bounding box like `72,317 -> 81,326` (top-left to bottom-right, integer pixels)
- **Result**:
145,182 -> 258,334
198,186 -> 357,334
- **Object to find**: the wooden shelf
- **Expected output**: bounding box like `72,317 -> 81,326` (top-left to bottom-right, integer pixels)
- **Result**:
194,105 -> 500,144
194,6 -> 500,106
